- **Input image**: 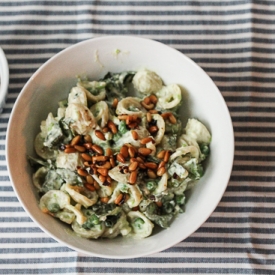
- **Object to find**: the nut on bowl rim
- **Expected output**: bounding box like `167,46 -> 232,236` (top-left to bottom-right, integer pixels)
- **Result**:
6,35 -> 235,259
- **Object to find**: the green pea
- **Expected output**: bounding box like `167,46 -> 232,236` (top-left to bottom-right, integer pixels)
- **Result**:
200,145 -> 210,156
82,214 -> 100,229
133,218 -> 145,229
163,202 -> 174,214
146,181 -> 157,191
47,203 -> 60,213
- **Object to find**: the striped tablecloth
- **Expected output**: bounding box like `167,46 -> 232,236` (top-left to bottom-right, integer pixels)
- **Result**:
1,1 -> 274,274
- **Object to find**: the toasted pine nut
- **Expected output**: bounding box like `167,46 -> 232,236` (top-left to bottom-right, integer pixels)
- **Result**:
83,142 -> 93,149
77,168 -> 88,177
157,150 -> 166,159
136,156 -> 145,163
81,153 -> 93,162
106,148 -> 113,157
109,124 -> 118,134
158,161 -> 166,169
71,135 -> 81,146
101,197 -> 109,203
92,155 -> 108,162
120,145 -> 129,158
149,94 -> 158,104
115,193 -> 123,205
123,167 -> 129,174
64,147 -> 77,153
93,180 -> 100,190
128,146 -> 136,158
169,113 -> 177,124
161,112 -> 171,119
102,127 -> 109,133
108,120 -> 118,134
156,201 -> 163,207
141,101 -> 155,110
112,98 -> 118,108
86,175 -> 94,184
124,143 -> 133,147
74,145 -> 86,152
84,135 -> 92,143
146,112 -> 152,123
91,144 -> 103,155
139,163 -> 146,169
148,126 -> 158,134
110,157 -> 116,167
147,169 -> 157,179
164,150 -> 170,163
84,183 -> 95,192
144,162 -> 158,170
116,153 -> 125,163
99,175 -> 106,183
96,161 -> 111,169
140,137 -> 154,145
97,168 -> 108,177
129,161 -> 139,171
83,161 -> 90,167
95,130 -> 106,141
126,115 -> 131,125
129,170 -> 138,184
157,167 -> 166,176
143,96 -> 151,105
107,176 -> 112,184
138,147 -> 152,156
131,130 -> 139,140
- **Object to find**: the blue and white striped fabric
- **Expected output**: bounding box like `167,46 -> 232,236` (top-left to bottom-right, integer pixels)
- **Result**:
1,0 -> 275,274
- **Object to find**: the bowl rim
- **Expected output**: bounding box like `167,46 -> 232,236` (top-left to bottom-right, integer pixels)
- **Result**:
0,47 -> 9,112
6,35 -> 235,259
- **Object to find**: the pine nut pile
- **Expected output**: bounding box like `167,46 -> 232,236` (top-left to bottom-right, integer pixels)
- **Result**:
62,95 -> 176,207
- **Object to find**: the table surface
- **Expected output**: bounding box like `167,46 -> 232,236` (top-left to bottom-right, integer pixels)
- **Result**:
1,1 -> 274,274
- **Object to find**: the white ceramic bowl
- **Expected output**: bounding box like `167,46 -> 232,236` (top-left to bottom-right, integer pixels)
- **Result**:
6,36 -> 234,259
0,47 -> 9,113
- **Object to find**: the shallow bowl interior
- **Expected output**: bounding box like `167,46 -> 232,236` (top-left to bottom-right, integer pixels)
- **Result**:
6,36 -> 234,259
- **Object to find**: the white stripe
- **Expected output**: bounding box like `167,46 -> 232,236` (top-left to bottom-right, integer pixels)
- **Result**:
218,201 -> 275,207
1,233 -> 47,238
0,212 -> 29,217
211,211 -> 275,219
1,21 -> 274,31
2,31 -> 275,40
0,3 -> 262,12
0,201 -> 22,207
2,41 -> 275,52
0,261 -> 272,269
